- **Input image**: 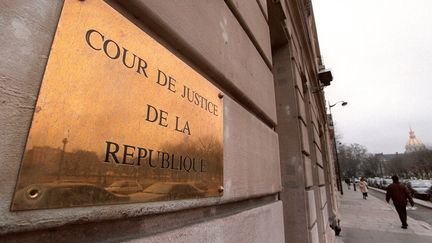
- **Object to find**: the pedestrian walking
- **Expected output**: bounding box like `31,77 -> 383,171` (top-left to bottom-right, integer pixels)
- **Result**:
386,175 -> 414,229
345,178 -> 351,190
359,177 -> 368,199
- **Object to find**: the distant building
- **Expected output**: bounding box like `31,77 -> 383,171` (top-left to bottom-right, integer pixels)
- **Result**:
405,128 -> 426,153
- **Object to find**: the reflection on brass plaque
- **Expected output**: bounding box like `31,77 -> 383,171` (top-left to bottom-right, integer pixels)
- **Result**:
11,0 -> 223,211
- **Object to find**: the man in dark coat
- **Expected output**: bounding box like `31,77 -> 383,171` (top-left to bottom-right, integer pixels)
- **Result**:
344,178 -> 351,190
386,175 -> 414,229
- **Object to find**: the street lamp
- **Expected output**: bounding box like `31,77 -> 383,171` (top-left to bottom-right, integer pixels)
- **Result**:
329,101 -> 348,109
328,101 -> 347,195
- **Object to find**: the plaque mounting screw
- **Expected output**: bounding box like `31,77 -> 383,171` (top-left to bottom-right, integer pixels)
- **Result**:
218,186 -> 224,193
218,92 -> 224,99
27,188 -> 40,199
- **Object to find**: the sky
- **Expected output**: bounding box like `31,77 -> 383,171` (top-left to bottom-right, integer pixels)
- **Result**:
312,0 -> 432,154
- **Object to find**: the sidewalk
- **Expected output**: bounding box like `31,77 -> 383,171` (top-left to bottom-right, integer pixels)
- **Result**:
336,184 -> 432,243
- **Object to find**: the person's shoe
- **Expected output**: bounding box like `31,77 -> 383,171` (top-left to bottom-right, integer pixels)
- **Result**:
401,225 -> 408,229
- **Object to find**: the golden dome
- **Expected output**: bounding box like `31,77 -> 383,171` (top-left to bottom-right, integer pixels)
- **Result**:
405,128 -> 426,153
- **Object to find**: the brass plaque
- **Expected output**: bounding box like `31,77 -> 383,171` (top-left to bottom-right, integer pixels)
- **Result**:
11,0 -> 223,210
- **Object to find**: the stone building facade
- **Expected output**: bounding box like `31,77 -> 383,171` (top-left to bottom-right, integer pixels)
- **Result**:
0,0 -> 339,242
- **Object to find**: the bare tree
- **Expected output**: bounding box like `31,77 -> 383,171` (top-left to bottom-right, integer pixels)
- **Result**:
338,143 -> 369,178
359,154 -> 380,178
385,150 -> 432,178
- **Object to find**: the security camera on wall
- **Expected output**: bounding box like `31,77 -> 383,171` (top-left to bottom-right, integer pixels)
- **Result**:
318,69 -> 333,86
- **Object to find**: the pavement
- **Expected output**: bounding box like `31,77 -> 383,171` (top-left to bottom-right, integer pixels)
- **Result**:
335,184 -> 432,243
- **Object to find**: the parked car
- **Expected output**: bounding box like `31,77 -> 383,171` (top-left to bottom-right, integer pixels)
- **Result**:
353,178 -> 360,184
12,182 -> 128,210
129,182 -> 205,202
379,178 -> 393,190
366,177 -> 379,188
406,180 -> 432,200
106,180 -> 143,195
367,178 -> 376,186
400,178 -> 410,185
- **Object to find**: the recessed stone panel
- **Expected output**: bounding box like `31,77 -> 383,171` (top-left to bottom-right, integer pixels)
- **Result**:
296,88 -> 307,125
319,186 -> 327,208
315,146 -> 323,167
118,0 -> 276,123
313,127 -> 321,149
138,201 -> 285,243
226,0 -> 272,65
310,222 -> 319,243
294,66 -> 304,96
223,97 -> 281,200
318,166 -> 326,186
300,122 -> 310,155
307,189 -> 317,227
304,155 -> 313,188
257,0 -> 268,20
321,203 -> 329,229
